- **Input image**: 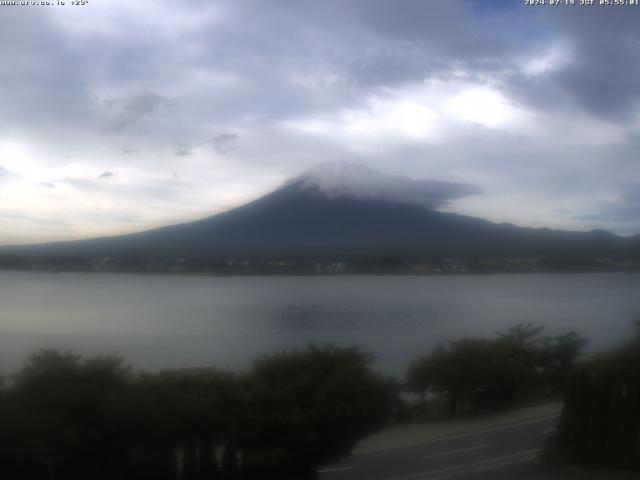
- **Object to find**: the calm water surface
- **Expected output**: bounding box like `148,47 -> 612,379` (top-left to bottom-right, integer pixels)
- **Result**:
1,272 -> 639,375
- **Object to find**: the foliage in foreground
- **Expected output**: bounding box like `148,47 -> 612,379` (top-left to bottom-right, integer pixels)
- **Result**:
406,324 -> 587,416
0,346 -> 396,480
552,323 -> 640,470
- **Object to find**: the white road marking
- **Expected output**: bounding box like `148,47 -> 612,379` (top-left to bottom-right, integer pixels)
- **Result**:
541,428 -> 557,435
317,466 -> 352,473
355,414 -> 560,455
423,444 -> 488,459
383,448 -> 541,480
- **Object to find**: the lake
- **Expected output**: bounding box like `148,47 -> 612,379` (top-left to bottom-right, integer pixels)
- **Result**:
1,272 -> 639,375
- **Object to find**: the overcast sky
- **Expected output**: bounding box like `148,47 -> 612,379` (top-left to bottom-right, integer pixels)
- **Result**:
1,0 -> 639,245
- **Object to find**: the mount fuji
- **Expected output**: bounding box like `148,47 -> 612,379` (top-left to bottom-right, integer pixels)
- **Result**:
2,163 -> 638,260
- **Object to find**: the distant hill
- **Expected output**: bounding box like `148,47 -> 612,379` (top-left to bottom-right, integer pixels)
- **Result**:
1,163 -> 639,261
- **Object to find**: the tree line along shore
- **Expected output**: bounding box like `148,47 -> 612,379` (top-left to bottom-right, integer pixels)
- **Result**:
2,254 -> 640,275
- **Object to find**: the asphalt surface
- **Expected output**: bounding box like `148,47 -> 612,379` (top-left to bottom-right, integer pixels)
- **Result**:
318,414 -> 560,480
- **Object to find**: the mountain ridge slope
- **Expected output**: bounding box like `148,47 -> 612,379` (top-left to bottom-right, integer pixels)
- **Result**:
1,178 -> 637,259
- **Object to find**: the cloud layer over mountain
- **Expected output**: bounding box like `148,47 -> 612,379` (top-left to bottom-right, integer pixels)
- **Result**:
290,162 -> 482,209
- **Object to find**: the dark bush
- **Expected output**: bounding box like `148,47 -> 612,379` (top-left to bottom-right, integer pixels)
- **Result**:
0,345 -> 395,480
554,325 -> 640,470
407,324 -> 586,416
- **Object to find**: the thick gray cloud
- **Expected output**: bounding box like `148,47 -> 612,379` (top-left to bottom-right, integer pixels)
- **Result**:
579,189 -> 640,234
293,162 -> 482,209
213,134 -> 238,155
544,8 -> 640,119
1,0 -> 640,244
104,93 -> 168,133
174,145 -> 192,157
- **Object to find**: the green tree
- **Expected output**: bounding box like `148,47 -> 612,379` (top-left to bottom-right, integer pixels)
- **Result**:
407,324 -> 586,416
9,350 -> 131,479
243,345 -> 396,479
1,345 -> 396,480
539,331 -> 588,393
555,324 -> 640,470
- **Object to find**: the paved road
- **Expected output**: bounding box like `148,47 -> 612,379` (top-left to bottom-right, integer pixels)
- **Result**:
318,414 -> 559,480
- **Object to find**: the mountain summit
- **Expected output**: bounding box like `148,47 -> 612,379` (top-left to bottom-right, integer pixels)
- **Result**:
285,162 -> 481,209
1,163 -> 638,260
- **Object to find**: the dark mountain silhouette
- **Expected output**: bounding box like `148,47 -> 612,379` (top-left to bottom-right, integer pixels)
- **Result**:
2,164 -> 639,260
